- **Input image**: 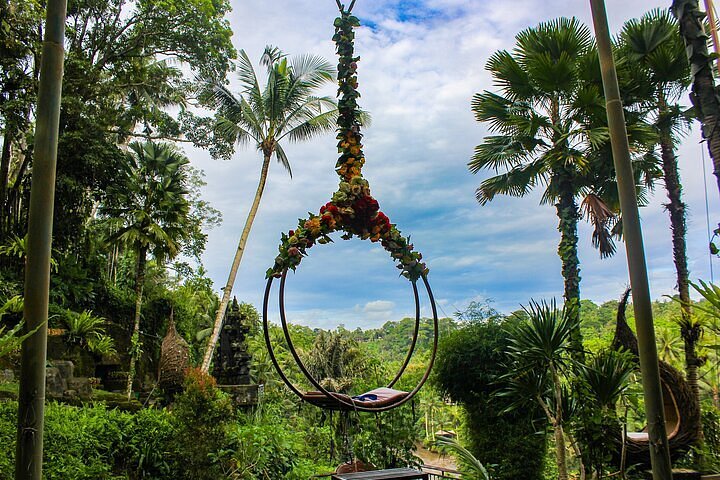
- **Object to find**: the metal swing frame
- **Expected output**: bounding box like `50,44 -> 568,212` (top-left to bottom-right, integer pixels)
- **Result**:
262,267 -> 439,413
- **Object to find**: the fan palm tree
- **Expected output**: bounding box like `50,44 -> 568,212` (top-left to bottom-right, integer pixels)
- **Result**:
619,9 -> 704,411
199,46 -> 340,371
102,141 -> 192,398
469,18 -> 623,356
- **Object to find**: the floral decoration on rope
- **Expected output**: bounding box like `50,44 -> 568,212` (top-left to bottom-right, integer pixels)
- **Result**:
266,2 -> 428,282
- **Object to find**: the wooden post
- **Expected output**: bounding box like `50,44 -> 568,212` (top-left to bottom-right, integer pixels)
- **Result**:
588,1 -> 674,479
14,0 -> 66,478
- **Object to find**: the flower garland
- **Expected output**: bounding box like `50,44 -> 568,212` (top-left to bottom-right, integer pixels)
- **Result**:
266,4 -> 428,282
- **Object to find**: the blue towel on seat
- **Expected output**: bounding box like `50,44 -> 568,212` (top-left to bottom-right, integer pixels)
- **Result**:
352,393 -> 378,402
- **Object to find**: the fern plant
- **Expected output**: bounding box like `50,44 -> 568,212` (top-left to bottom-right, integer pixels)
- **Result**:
62,310 -> 116,357
0,296 -> 35,360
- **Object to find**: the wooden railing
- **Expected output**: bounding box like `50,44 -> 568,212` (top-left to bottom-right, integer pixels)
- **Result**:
421,465 -> 462,479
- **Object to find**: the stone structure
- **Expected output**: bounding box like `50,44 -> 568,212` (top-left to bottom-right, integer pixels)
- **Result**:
45,360 -> 92,398
213,298 -> 252,385
213,298 -> 258,406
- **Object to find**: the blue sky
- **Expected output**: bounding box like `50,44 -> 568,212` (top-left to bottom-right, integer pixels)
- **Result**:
186,0 -> 720,330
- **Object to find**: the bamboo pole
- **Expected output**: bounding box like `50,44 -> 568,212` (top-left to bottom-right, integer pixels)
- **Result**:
704,0 -> 720,72
588,1 -> 674,479
14,1 -> 67,479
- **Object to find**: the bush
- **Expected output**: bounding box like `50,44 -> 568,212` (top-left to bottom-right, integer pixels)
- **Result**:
0,401 -> 176,480
698,403 -> 720,473
354,405 -> 420,469
170,368 -> 235,480
118,408 -> 176,479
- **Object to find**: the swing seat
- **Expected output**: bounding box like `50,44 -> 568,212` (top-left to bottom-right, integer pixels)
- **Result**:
302,387 -> 409,411
626,381 -> 682,442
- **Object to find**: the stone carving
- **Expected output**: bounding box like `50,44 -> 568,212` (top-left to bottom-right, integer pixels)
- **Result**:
213,298 -> 252,386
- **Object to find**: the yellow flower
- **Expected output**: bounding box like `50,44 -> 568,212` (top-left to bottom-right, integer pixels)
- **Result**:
304,218 -> 322,236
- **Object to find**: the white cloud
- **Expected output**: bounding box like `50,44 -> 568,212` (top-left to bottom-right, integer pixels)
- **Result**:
186,0 -> 720,328
363,300 -> 396,312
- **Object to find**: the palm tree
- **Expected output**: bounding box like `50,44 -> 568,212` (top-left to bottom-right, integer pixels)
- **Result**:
469,18 -> 615,357
102,141 -> 192,398
657,327 -> 684,366
199,46 -> 339,371
619,9 -> 704,413
306,330 -> 365,393
671,0 -> 720,197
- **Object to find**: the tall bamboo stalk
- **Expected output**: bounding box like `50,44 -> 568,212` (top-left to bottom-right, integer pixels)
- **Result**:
14,0 -> 66,479
588,1 -> 673,479
704,0 -> 720,72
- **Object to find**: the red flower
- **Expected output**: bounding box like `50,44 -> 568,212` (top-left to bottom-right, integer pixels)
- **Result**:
288,247 -> 300,256
320,202 -> 339,215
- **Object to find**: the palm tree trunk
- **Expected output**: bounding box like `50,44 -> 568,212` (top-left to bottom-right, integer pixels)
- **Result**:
14,0 -> 66,477
0,132 -> 12,238
201,153 -> 272,372
659,128 -> 701,406
125,246 -> 147,399
672,0 -> 720,197
556,183 -> 583,359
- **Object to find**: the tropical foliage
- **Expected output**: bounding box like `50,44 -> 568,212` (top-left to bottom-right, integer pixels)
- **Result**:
1,1 -> 720,479
102,141 -> 193,398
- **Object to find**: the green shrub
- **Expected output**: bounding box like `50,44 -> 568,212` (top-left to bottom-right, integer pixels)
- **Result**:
0,401 -> 177,480
354,405 -> 420,469
0,401 -> 15,475
698,403 -> 720,473
170,368 -> 235,480
226,421 -> 299,479
118,408 -> 176,479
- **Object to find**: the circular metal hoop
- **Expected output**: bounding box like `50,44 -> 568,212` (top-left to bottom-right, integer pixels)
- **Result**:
262,269 -> 439,413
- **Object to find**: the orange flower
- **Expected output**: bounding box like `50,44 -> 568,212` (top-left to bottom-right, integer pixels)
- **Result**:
304,217 -> 322,236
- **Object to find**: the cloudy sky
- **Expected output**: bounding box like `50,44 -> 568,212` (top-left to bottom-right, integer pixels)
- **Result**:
187,0 -> 720,330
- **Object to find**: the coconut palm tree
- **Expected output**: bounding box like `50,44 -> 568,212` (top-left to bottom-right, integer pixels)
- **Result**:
102,141 -> 192,398
199,46 -> 340,371
619,9 -> 704,412
469,18 -> 621,356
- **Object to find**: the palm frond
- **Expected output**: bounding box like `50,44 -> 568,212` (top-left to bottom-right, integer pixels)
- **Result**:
581,193 -> 618,258
476,159 -> 547,204
433,436 -> 490,480
469,135 -> 537,173
274,143 -> 292,178
486,50 -> 535,101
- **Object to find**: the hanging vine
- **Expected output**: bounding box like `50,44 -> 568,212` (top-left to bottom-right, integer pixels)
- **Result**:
266,2 -> 428,282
